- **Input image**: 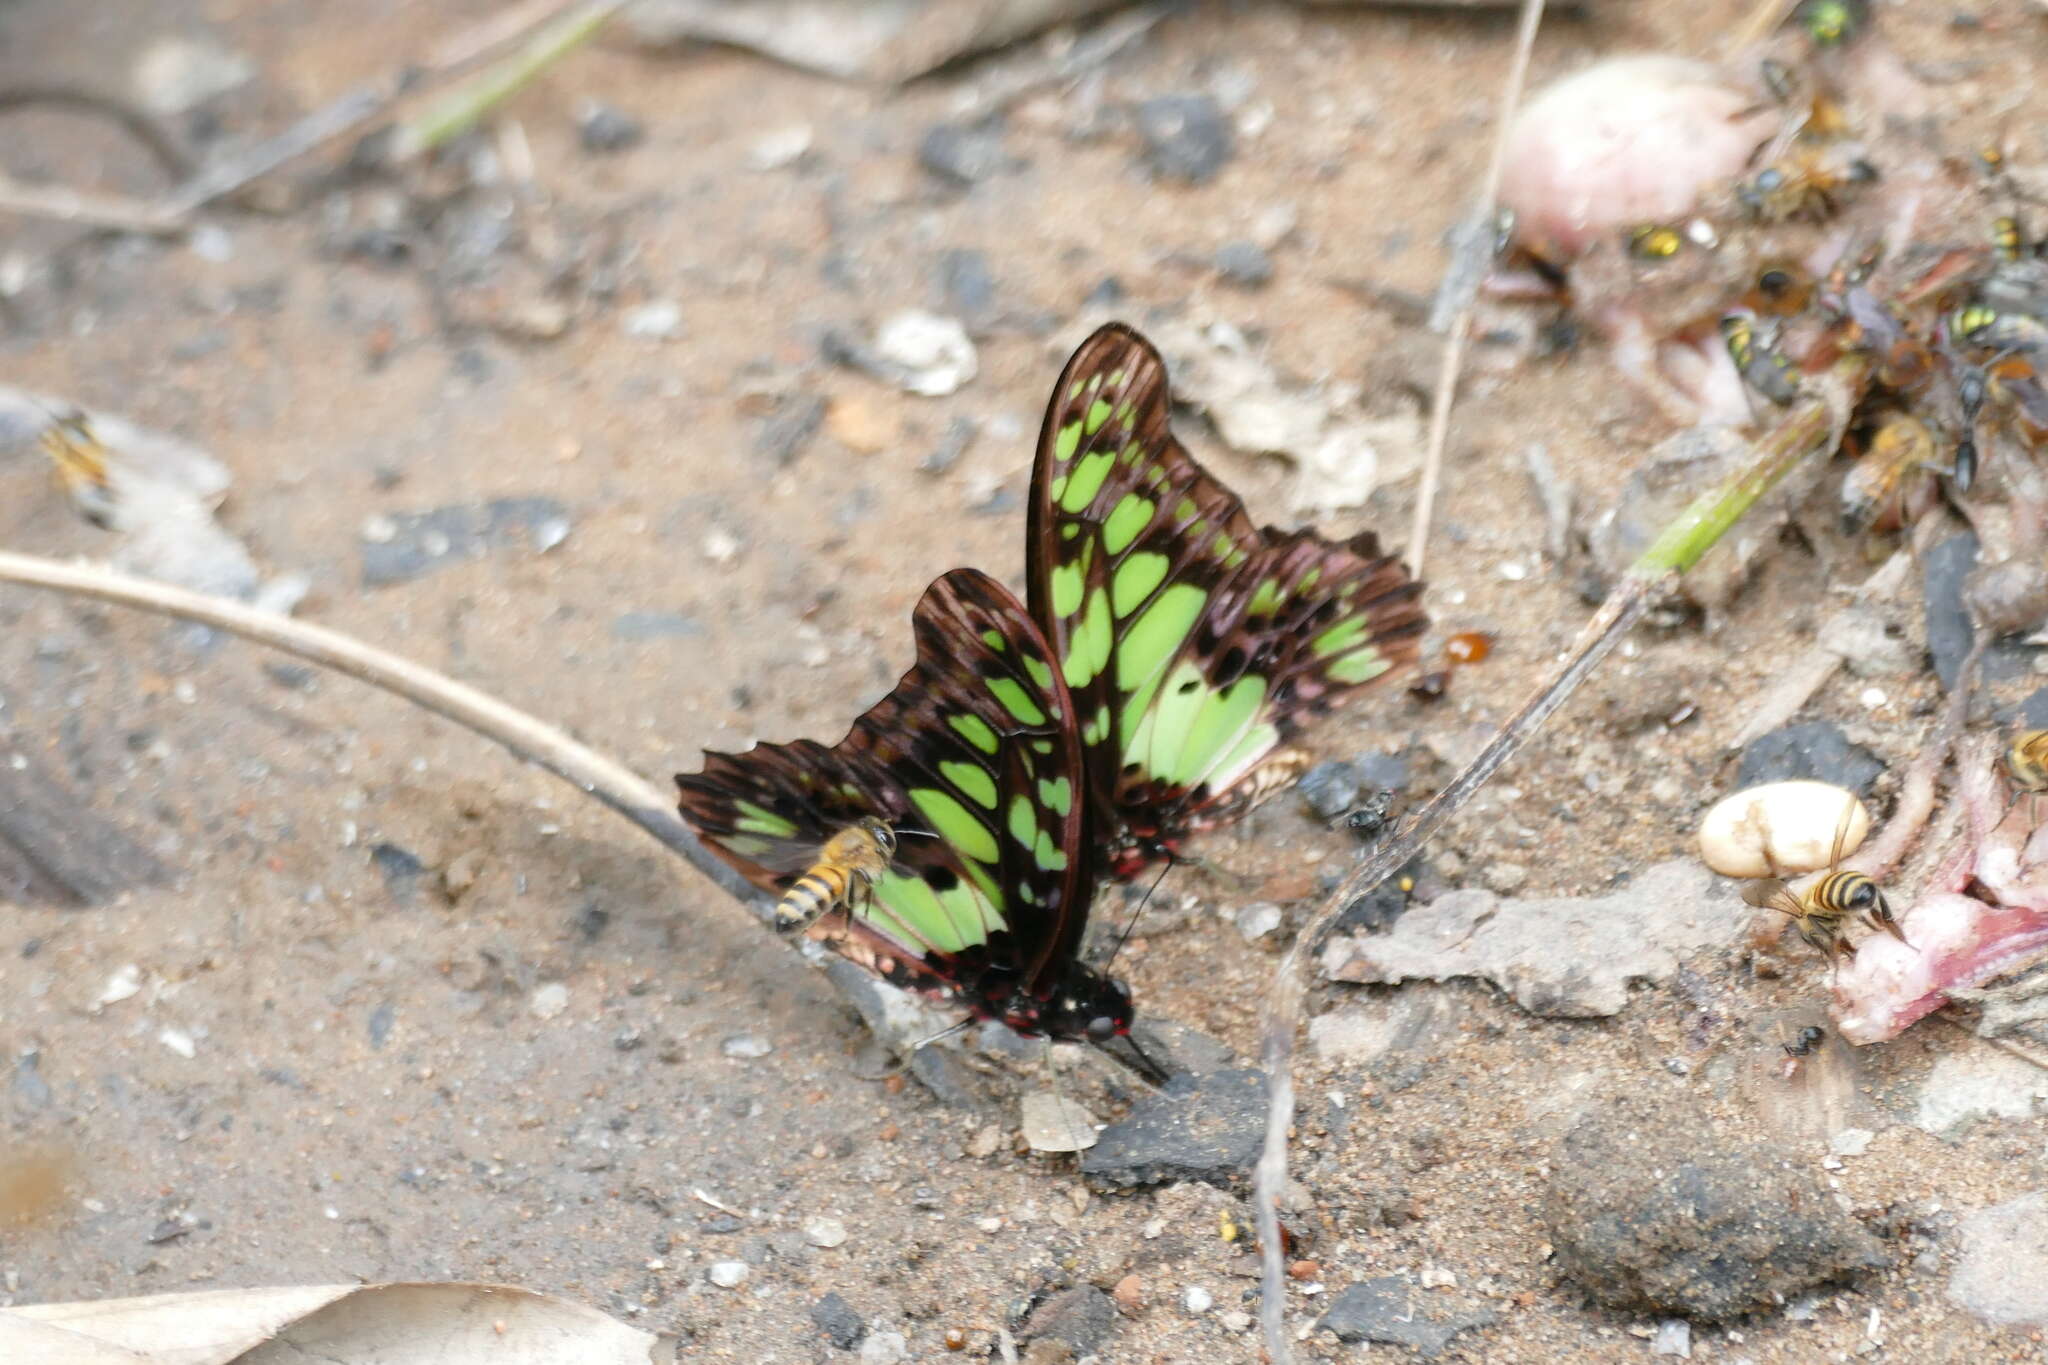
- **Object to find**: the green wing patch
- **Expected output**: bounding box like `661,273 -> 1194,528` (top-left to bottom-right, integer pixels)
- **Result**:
1025,324 -> 1426,875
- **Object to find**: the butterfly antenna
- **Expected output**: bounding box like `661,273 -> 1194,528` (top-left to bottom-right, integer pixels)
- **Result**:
909,1013 -> 977,1052
1100,856 -> 1174,972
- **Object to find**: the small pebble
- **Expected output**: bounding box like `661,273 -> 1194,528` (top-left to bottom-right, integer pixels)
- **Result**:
708,1260 -> 748,1289
1236,903 -> 1283,941
95,964 -> 143,1009
1022,1091 -> 1098,1152
158,1027 -> 197,1059
1652,1317 -> 1692,1358
1697,781 -> 1868,879
1214,240 -> 1273,288
622,301 -> 682,340
529,982 -> 569,1020
874,311 -> 976,397
1220,1310 -> 1253,1332
1184,1286 -> 1213,1314
859,1332 -> 909,1365
577,101 -> 643,153
804,1216 -> 848,1249
748,124 -> 812,170
1112,1273 -> 1145,1313
722,1033 -> 773,1059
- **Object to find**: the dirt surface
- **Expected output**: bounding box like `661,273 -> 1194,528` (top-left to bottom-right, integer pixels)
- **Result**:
5,1 -> 2048,1361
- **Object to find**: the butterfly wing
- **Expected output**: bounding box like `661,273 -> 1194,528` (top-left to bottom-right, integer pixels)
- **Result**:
1026,323 -> 1426,875
677,568 -> 1091,1004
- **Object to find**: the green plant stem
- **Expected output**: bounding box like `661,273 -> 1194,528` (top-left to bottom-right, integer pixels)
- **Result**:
394,0 -> 622,158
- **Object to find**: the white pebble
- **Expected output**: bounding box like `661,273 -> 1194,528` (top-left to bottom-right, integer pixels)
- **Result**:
874,310 -> 977,397
1220,1310 -> 1253,1332
708,1261 -> 748,1288
1235,902 -> 1283,941
1697,781 -> 1869,879
1184,1286 -> 1214,1313
804,1216 -> 848,1249
1021,1091 -> 1099,1152
158,1026 -> 197,1059
1860,686 -> 1888,709
94,963 -> 143,1009
622,301 -> 682,340
860,1332 -> 909,1364
722,1033 -> 773,1059
748,124 -> 812,170
529,982 -> 569,1020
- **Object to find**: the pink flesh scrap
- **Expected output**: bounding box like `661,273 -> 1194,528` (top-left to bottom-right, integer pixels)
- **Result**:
1832,738 -> 2048,1043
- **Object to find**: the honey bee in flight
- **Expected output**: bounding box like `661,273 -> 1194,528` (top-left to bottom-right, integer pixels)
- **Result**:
775,818 -> 896,933
1742,799 -> 1906,961
39,409 -> 119,528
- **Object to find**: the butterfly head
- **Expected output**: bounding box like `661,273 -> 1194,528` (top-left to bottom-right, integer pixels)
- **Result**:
1028,962 -> 1137,1045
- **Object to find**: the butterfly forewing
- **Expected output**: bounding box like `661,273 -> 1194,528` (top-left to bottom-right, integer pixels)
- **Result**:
677,569 -> 1089,995
1026,323 -> 1427,874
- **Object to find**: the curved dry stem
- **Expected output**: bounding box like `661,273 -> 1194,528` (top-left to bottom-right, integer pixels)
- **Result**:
0,550 -> 765,913
1407,0 -> 1547,578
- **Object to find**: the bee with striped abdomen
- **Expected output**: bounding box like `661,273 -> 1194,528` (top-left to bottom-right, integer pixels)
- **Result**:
2003,730 -> 2048,818
1735,146 -> 1878,224
774,817 -> 896,933
1721,311 -> 1798,404
1839,412 -> 1938,535
39,409 -> 119,528
1741,799 -> 1906,961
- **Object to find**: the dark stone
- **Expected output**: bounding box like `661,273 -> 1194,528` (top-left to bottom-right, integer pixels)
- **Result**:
263,662 -> 317,690
752,393 -> 827,467
370,843 -> 425,902
577,102 -> 644,154
1336,880 -> 1406,934
367,1002 -> 395,1050
0,750 -> 168,906
1214,240 -> 1273,288
359,498 -> 571,587
918,116 -> 1012,186
2017,687 -> 2048,729
611,611 -> 704,640
1544,1094 -> 1888,1321
12,1050 -> 52,1108
1083,276 -> 1125,309
1082,1068 -> 1266,1190
1025,1286 -> 1116,1354
920,417 -> 978,475
1735,721 -> 1886,795
575,904 -> 611,941
1317,1277 -> 1496,1357
1923,533 -> 2033,689
1354,751 -> 1411,790
808,1291 -> 866,1350
1298,761 -> 1362,821
1133,94 -> 1233,185
938,248 -> 996,326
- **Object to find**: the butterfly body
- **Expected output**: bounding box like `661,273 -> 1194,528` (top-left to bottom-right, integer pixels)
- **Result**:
679,569 -> 1134,1043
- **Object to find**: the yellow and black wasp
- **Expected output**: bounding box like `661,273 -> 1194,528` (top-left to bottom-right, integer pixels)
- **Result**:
774,818 -> 897,933
1721,311 -> 1798,404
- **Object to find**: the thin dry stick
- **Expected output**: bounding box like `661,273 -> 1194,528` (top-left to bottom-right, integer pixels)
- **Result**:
1406,0 -> 1546,579
0,550 -> 758,910
1254,373 -> 1858,1360
0,175 -> 184,236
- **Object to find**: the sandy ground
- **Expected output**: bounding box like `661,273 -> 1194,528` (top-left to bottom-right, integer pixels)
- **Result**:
4,0 -> 2048,1361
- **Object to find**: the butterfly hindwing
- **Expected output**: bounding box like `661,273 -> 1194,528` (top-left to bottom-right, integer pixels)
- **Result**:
1026,323 -> 1426,874
677,569 -> 1090,1002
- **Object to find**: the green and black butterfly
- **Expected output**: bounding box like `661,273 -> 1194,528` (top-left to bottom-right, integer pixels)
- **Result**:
676,323 -> 1425,1042
1026,323 -> 1426,880
677,568 -> 1135,1044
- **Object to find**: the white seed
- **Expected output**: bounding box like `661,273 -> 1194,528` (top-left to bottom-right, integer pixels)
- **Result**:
1697,780 -> 1869,879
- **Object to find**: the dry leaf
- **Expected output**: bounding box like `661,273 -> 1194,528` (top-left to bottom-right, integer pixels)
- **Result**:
0,1282 -> 674,1365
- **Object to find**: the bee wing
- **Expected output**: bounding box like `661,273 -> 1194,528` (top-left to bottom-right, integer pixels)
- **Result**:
1741,878 -> 1802,916
1826,795 -> 1860,872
